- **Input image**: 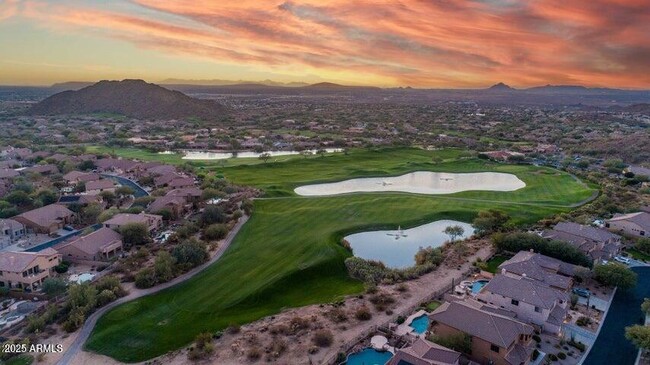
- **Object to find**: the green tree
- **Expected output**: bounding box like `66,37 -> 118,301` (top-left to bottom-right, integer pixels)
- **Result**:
636,238 -> 650,255
472,209 -> 510,235
80,203 -> 103,225
203,224 -> 228,241
120,222 -> 150,248
172,240 -> 209,270
200,205 -> 226,226
443,225 -> 465,242
5,191 -> 32,206
35,189 -> 57,205
626,325 -> 650,349
259,152 -> 271,163
642,298 -> 650,315
135,267 -> 157,289
41,277 -> 67,297
115,186 -> 135,197
594,263 -> 637,290
154,251 -> 176,283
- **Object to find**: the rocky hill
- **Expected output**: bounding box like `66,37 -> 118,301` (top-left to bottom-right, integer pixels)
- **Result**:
29,79 -> 227,120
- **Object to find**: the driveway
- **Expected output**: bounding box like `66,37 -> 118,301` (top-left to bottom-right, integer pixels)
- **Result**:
578,295 -> 609,312
56,215 -> 249,365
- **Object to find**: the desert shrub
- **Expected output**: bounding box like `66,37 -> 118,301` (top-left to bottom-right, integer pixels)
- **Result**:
576,316 -> 592,327
313,330 -> 334,347
246,347 -> 261,361
326,308 -> 348,323
557,352 -> 567,360
172,240 -> 209,270
568,339 -> 586,352
203,224 -> 229,241
355,307 -> 372,321
134,267 -> 156,289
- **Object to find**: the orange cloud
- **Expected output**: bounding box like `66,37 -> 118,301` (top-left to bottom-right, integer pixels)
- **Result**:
7,0 -> 650,87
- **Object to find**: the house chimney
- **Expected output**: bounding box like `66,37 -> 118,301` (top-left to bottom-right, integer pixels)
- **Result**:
501,268 -> 506,274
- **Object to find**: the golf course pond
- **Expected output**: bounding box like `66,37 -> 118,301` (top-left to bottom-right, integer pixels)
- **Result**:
178,148 -> 342,160
294,171 -> 526,196
344,220 -> 474,268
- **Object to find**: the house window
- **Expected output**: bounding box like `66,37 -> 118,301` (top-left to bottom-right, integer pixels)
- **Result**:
490,344 -> 500,353
511,299 -> 519,306
535,306 -> 541,313
642,231 -> 646,236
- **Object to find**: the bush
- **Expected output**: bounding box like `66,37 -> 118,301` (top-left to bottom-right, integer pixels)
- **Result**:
355,307 -> 372,321
532,334 -> 541,343
54,262 -> 69,274
200,205 -> 227,226
313,330 -> 334,347
120,222 -> 150,248
568,339 -> 586,352
549,353 -> 558,361
203,224 -> 228,241
172,240 -> 209,270
134,267 -> 156,289
532,349 -> 540,360
396,316 -> 406,324
576,316 -> 592,327
429,333 -> 472,354
557,352 -> 567,360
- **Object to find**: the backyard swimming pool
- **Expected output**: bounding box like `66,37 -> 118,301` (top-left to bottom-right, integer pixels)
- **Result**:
471,280 -> 489,294
346,348 -> 392,365
409,315 -> 430,334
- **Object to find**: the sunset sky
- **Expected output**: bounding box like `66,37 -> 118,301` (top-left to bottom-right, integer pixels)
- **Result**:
1,0 -> 649,88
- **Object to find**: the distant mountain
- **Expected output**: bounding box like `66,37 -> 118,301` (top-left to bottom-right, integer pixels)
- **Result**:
30,79 -> 227,120
160,78 -> 309,87
487,82 -> 515,91
302,82 -> 381,91
50,81 -> 95,91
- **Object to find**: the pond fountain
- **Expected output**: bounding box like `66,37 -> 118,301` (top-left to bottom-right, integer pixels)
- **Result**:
344,220 -> 474,269
294,171 -> 525,196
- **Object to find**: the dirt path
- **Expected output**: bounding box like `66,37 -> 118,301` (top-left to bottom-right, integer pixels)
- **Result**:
54,215 -> 249,365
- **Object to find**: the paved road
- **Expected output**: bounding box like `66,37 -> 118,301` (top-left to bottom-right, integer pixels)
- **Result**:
56,215 -> 249,365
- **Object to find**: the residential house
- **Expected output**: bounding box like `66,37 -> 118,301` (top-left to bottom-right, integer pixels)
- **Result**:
497,251 -> 575,291
154,172 -> 182,187
62,171 -> 101,184
0,248 -> 61,290
167,187 -> 203,204
606,212 -> 650,238
57,194 -> 104,207
540,222 -> 621,262
430,300 -> 534,365
56,227 -> 122,262
85,179 -> 117,195
21,164 -> 59,175
1,219 -> 26,247
476,274 -> 569,334
13,204 -> 75,234
148,195 -> 187,218
167,177 -> 195,189
103,212 -> 163,233
627,165 -> 650,178
386,338 -> 463,365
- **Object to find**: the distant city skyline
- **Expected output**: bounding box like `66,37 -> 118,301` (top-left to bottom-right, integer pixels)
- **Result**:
1,0 -> 649,88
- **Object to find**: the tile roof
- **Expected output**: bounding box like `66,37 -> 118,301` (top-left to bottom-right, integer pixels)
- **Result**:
608,212 -> 650,231
480,274 -> 569,309
16,204 -> 74,227
553,222 -> 619,242
57,227 -> 122,255
0,248 -> 58,273
387,338 -> 461,365
430,300 -> 533,348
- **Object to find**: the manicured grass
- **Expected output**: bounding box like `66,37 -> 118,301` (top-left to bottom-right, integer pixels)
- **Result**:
86,148 -> 595,362
484,254 -> 512,273
86,146 -> 185,165
424,300 -> 441,312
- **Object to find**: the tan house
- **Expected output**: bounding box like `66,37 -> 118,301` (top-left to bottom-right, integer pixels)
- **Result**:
103,212 -> 163,233
85,179 -> 117,195
14,204 -> 75,234
540,222 -> 621,262
0,248 -> 61,290
56,227 -> 123,262
1,219 -> 26,247
606,212 -> 650,238
430,300 -> 534,365
498,251 -> 575,291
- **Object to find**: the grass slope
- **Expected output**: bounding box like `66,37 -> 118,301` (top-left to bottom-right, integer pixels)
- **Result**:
85,148 -> 595,362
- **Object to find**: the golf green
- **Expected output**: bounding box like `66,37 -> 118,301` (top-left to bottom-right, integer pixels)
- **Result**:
85,148 -> 595,362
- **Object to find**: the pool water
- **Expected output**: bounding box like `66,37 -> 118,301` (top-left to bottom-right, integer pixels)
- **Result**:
346,348 -> 392,365
471,280 -> 489,294
410,315 -> 430,334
